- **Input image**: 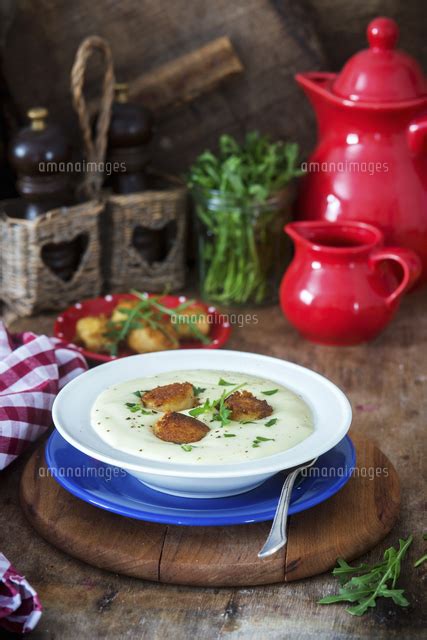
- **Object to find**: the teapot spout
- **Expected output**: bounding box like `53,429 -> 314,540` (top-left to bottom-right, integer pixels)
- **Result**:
295,72 -> 337,101
295,71 -> 337,96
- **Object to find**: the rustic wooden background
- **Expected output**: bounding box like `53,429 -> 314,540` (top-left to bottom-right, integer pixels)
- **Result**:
0,0 -> 425,188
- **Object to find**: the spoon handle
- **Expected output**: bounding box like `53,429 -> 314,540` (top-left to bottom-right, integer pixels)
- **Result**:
258,458 -> 317,559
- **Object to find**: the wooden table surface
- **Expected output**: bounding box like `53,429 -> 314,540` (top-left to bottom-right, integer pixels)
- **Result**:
1,292 -> 426,639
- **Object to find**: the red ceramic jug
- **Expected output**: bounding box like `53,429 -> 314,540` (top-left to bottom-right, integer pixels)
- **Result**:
280,221 -> 421,345
296,17 -> 427,286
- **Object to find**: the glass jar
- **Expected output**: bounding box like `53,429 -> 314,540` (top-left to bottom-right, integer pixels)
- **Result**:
191,187 -> 293,306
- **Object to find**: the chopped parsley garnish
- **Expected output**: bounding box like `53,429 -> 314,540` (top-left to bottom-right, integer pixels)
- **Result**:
193,385 -> 206,397
133,389 -> 148,398
126,402 -> 141,413
262,389 -> 278,396
240,420 -> 255,424
125,402 -> 154,415
252,436 -> 275,447
181,444 -> 195,452
218,378 -> 235,386
265,418 -> 278,427
223,433 -> 236,437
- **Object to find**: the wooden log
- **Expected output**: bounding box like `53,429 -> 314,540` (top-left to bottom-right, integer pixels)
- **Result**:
128,36 -> 244,112
87,36 -> 243,117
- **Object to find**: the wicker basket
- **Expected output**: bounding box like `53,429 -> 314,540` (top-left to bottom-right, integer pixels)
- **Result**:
72,37 -> 188,295
105,176 -> 187,293
0,200 -> 103,316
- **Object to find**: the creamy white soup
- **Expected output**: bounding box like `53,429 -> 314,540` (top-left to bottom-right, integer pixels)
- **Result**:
91,370 -> 314,464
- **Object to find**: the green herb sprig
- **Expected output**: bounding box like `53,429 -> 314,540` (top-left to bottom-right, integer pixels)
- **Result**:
188,132 -> 303,201
104,291 -> 211,356
188,383 -> 245,427
319,536 -> 413,616
188,132 -> 303,304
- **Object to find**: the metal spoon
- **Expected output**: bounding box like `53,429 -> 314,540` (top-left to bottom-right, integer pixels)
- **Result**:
258,458 -> 318,558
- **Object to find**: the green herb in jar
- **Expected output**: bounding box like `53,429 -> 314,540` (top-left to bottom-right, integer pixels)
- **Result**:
188,132 -> 303,305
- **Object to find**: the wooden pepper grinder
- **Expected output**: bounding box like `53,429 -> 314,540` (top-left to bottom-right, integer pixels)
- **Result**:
8,108 -> 83,282
108,83 -> 169,264
107,83 -> 153,194
8,107 -> 72,220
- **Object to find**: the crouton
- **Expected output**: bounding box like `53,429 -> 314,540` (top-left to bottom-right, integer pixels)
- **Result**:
110,300 -> 178,353
153,411 -> 209,444
142,382 -> 197,412
111,299 -> 139,324
75,315 -> 108,352
174,304 -> 210,339
127,322 -> 178,354
224,390 -> 273,421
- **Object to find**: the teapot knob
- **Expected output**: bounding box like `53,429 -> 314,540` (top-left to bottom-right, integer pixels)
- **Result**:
367,17 -> 398,50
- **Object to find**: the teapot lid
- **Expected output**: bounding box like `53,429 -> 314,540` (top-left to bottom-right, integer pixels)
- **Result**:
333,17 -> 427,102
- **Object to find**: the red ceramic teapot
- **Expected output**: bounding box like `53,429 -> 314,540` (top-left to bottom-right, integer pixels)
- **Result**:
296,17 -> 427,286
280,221 -> 421,345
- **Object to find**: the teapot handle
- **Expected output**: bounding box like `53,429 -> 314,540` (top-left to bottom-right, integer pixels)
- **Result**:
370,247 -> 421,306
407,115 -> 427,155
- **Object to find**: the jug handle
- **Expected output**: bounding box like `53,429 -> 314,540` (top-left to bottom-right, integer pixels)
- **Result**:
369,247 -> 422,305
407,115 -> 427,155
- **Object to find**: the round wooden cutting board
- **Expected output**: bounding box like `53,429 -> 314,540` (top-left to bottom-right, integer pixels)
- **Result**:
20,435 -> 400,586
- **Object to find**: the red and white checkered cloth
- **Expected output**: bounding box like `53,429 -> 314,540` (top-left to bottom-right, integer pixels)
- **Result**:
0,321 -> 87,470
0,321 -> 87,633
0,554 -> 43,634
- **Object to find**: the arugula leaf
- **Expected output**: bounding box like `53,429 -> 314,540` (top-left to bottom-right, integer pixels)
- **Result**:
213,383 -> 245,427
414,553 -> 427,568
262,389 -> 278,396
319,536 -> 413,616
189,399 -> 213,418
104,292 -> 211,355
188,383 -> 245,428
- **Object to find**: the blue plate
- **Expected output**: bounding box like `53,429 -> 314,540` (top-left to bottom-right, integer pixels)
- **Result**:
45,431 -> 355,526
